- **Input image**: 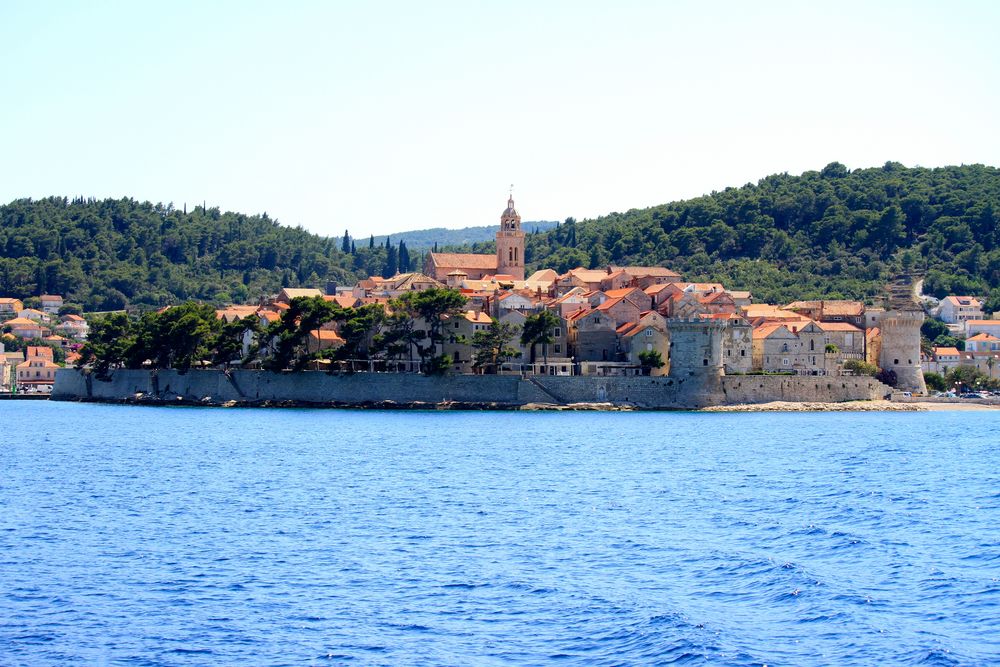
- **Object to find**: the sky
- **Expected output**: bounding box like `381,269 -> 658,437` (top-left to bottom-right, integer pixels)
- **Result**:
1,1 -> 998,238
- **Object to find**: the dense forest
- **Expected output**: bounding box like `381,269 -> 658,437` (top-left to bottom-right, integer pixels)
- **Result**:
2,162 -> 999,311
462,163 -> 1000,308
0,198 -> 412,311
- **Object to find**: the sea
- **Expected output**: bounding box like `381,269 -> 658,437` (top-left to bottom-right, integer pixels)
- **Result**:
1,402 -> 999,666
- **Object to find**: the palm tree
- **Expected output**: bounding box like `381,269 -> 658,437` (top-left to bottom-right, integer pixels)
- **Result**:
520,309 -> 560,371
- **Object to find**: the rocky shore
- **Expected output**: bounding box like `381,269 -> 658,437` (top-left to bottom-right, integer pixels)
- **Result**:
700,400 -> 927,412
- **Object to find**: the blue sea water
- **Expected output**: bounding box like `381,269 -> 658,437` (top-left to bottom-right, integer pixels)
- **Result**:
1,402 -> 999,666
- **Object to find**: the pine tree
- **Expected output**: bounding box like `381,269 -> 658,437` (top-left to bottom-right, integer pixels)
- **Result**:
341,230 -> 350,253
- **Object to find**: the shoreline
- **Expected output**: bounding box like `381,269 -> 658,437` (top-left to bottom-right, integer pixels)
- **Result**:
47,395 -> 1000,412
700,400 -> 1000,412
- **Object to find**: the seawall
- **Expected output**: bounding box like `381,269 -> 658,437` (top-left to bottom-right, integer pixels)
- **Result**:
52,369 -> 891,409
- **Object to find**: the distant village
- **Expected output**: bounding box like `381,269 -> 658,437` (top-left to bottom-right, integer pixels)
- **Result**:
3,196 -> 999,395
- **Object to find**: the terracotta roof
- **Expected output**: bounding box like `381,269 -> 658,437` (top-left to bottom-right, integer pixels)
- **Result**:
279,288 -> 324,299
324,295 -> 361,308
943,296 -> 982,307
463,310 -> 493,324
618,266 -> 681,278
687,283 -> 725,293
604,288 -> 643,299
644,284 -> 673,296
967,333 -> 1000,341
933,346 -> 961,356
753,323 -> 794,339
428,252 -> 499,270
258,310 -> 281,323
308,329 -> 344,342
564,268 -> 609,283
0,297 -> 22,304
966,320 -> 1000,326
5,317 -> 39,326
61,314 -> 85,322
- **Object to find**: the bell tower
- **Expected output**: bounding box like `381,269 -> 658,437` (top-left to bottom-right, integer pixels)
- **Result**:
496,191 -> 525,280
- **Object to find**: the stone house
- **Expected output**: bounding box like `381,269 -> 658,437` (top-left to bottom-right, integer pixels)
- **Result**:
752,321 -> 827,374
595,295 -> 645,327
617,316 -> 670,376
569,308 -> 618,362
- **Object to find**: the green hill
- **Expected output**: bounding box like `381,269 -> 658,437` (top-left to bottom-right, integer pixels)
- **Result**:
515,162 -> 1000,308
0,197 -> 374,311
3,162 -> 999,312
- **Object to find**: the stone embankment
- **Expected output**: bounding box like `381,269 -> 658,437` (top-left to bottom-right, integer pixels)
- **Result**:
700,400 -> 926,412
52,368 -> 893,410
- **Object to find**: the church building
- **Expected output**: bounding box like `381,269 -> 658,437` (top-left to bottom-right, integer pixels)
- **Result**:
425,195 -> 526,282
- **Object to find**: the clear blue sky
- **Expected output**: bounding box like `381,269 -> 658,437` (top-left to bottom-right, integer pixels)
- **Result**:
1,1 -> 997,238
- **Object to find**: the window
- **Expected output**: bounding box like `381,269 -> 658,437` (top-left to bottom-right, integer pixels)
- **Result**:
894,358 -> 899,365
782,358 -> 790,366
703,359 -> 708,366
644,329 -> 653,337
553,328 -> 561,337
809,339 -> 814,351
554,344 -> 561,353
741,349 -> 746,357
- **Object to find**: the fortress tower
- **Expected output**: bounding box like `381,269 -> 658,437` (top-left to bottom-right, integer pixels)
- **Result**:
496,194 -> 525,280
667,318 -> 727,406
878,275 -> 927,395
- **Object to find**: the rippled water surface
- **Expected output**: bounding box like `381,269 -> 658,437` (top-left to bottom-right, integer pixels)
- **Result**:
2,402 -> 999,666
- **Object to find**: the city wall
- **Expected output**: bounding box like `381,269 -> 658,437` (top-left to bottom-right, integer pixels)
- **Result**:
52,369 -> 890,409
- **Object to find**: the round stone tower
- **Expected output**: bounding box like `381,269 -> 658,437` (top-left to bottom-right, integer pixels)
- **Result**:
878,275 -> 927,395
496,194 -> 525,280
667,318 -> 726,406
878,309 -> 927,394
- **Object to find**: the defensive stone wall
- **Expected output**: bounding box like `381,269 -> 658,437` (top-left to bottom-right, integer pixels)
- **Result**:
719,375 -> 890,404
53,369 -> 890,409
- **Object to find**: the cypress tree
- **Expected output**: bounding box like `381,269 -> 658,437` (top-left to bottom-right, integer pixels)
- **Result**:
351,240 -> 356,255
399,241 -> 411,273
341,230 -> 351,253
369,234 -> 375,249
383,244 -> 398,278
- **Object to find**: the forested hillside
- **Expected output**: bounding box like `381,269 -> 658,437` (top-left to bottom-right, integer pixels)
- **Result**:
0,198 -> 400,310
516,162 -> 1000,307
3,163 -> 999,311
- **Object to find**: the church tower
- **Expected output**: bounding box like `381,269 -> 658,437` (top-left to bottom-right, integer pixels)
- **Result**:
496,194 -> 525,280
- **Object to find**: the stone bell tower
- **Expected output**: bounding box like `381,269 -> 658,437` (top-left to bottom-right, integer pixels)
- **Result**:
496,193 -> 525,280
